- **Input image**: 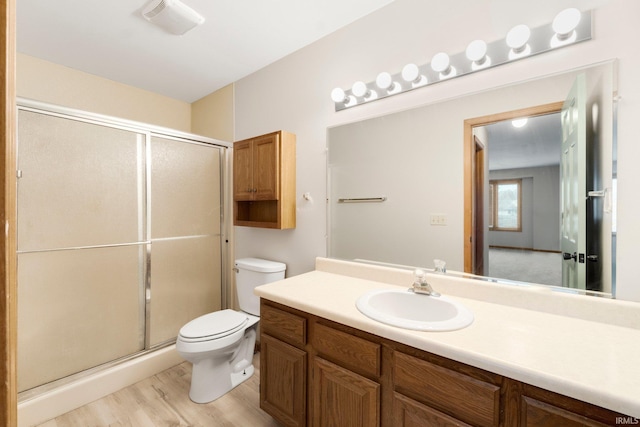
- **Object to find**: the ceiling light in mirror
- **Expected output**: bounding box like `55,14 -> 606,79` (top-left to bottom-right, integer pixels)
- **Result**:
511,118 -> 528,128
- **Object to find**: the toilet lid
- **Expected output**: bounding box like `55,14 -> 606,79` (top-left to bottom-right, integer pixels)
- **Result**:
179,309 -> 248,340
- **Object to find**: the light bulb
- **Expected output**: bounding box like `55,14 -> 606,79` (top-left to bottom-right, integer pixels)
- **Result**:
506,24 -> 531,59
465,40 -> 486,62
401,63 -> 420,82
551,8 -> 581,47
466,40 -> 491,70
431,52 -> 456,79
512,118 -> 528,128
351,81 -> 369,98
553,8 -> 581,36
431,52 -> 450,73
376,72 -> 400,94
376,72 -> 392,90
401,63 -> 427,86
331,87 -> 347,103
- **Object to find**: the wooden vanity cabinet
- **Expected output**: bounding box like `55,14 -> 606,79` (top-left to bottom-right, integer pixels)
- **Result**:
233,130 -> 296,229
260,304 -> 307,427
259,300 -> 629,427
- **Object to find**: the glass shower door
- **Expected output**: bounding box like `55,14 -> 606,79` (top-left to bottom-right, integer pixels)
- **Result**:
17,110 -> 146,392
16,108 -> 226,394
148,136 -> 223,346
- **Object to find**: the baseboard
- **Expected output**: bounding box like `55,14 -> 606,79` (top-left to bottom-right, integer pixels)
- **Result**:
18,345 -> 183,427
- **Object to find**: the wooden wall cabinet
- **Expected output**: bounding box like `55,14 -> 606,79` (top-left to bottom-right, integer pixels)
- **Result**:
259,300 -> 630,427
233,130 -> 296,229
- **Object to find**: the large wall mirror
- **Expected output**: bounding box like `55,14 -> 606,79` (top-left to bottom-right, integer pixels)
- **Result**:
327,61 -> 616,297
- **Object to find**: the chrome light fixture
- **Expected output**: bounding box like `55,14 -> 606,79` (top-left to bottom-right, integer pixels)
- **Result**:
331,7 -> 592,111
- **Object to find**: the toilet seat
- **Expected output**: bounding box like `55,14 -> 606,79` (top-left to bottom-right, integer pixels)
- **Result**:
178,309 -> 248,343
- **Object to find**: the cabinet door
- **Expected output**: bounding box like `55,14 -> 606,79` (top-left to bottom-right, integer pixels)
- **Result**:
234,139 -> 254,200
253,133 -> 279,200
393,392 -> 473,427
312,357 -> 379,427
519,383 -> 626,427
261,334 -> 307,427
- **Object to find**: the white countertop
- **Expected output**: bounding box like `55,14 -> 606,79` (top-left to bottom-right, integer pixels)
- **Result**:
254,258 -> 640,418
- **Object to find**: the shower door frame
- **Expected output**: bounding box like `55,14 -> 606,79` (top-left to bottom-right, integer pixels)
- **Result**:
15,98 -> 232,399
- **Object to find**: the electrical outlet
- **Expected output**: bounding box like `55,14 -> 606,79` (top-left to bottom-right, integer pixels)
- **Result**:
430,214 -> 447,225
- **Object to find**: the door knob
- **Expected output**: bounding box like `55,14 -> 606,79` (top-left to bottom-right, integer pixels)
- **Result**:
562,252 -> 577,262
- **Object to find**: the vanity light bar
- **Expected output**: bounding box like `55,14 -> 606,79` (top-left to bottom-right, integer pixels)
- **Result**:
331,8 -> 592,111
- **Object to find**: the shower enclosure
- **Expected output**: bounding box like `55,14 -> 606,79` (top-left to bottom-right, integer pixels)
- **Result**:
16,100 -> 229,394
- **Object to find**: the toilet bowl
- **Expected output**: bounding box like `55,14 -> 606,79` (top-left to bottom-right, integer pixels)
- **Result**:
176,258 -> 286,403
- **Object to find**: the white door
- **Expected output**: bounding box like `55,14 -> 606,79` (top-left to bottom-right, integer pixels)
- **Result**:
560,74 -> 587,289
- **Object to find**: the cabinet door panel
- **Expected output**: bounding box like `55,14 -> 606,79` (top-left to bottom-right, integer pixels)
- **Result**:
312,357 -> 379,427
261,334 -> 306,427
233,140 -> 254,200
393,392 -> 473,427
253,134 -> 279,200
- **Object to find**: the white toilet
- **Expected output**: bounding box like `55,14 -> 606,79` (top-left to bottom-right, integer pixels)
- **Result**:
176,257 -> 286,403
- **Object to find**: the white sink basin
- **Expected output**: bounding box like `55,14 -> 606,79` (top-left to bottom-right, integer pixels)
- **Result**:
356,288 -> 474,331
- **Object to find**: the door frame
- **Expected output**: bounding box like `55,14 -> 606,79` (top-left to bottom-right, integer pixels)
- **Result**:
463,101 -> 564,274
1,1 -> 17,426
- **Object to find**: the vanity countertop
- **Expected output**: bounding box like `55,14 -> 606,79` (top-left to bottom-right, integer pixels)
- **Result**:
254,258 -> 640,418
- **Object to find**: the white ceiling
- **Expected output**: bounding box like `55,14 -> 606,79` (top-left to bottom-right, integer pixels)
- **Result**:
484,113 -> 562,170
17,0 -> 394,103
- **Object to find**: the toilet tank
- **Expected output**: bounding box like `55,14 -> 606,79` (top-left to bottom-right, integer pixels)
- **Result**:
235,258 -> 286,316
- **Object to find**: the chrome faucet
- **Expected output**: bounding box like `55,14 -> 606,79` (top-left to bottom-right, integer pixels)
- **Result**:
411,269 -> 440,297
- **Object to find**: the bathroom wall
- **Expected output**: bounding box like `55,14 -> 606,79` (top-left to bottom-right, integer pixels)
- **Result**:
17,53 -> 191,131
233,0 -> 640,302
191,83 -> 234,141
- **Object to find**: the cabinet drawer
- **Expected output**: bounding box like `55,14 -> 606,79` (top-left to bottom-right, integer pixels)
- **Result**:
261,303 -> 306,348
312,323 -> 380,378
393,392 -> 473,427
394,352 -> 500,427
520,383 -> 628,426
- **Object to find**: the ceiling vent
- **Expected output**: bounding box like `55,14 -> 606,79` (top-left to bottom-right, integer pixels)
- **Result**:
141,0 -> 205,35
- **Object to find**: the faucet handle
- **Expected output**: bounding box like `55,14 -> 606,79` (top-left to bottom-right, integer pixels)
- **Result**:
434,259 -> 446,273
413,268 -> 427,283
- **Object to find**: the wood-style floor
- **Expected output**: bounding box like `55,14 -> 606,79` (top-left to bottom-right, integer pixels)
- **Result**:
35,353 -> 280,427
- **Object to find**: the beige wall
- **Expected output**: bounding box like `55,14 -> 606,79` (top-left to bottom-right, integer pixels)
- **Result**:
17,54 -> 191,132
191,84 -> 234,142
